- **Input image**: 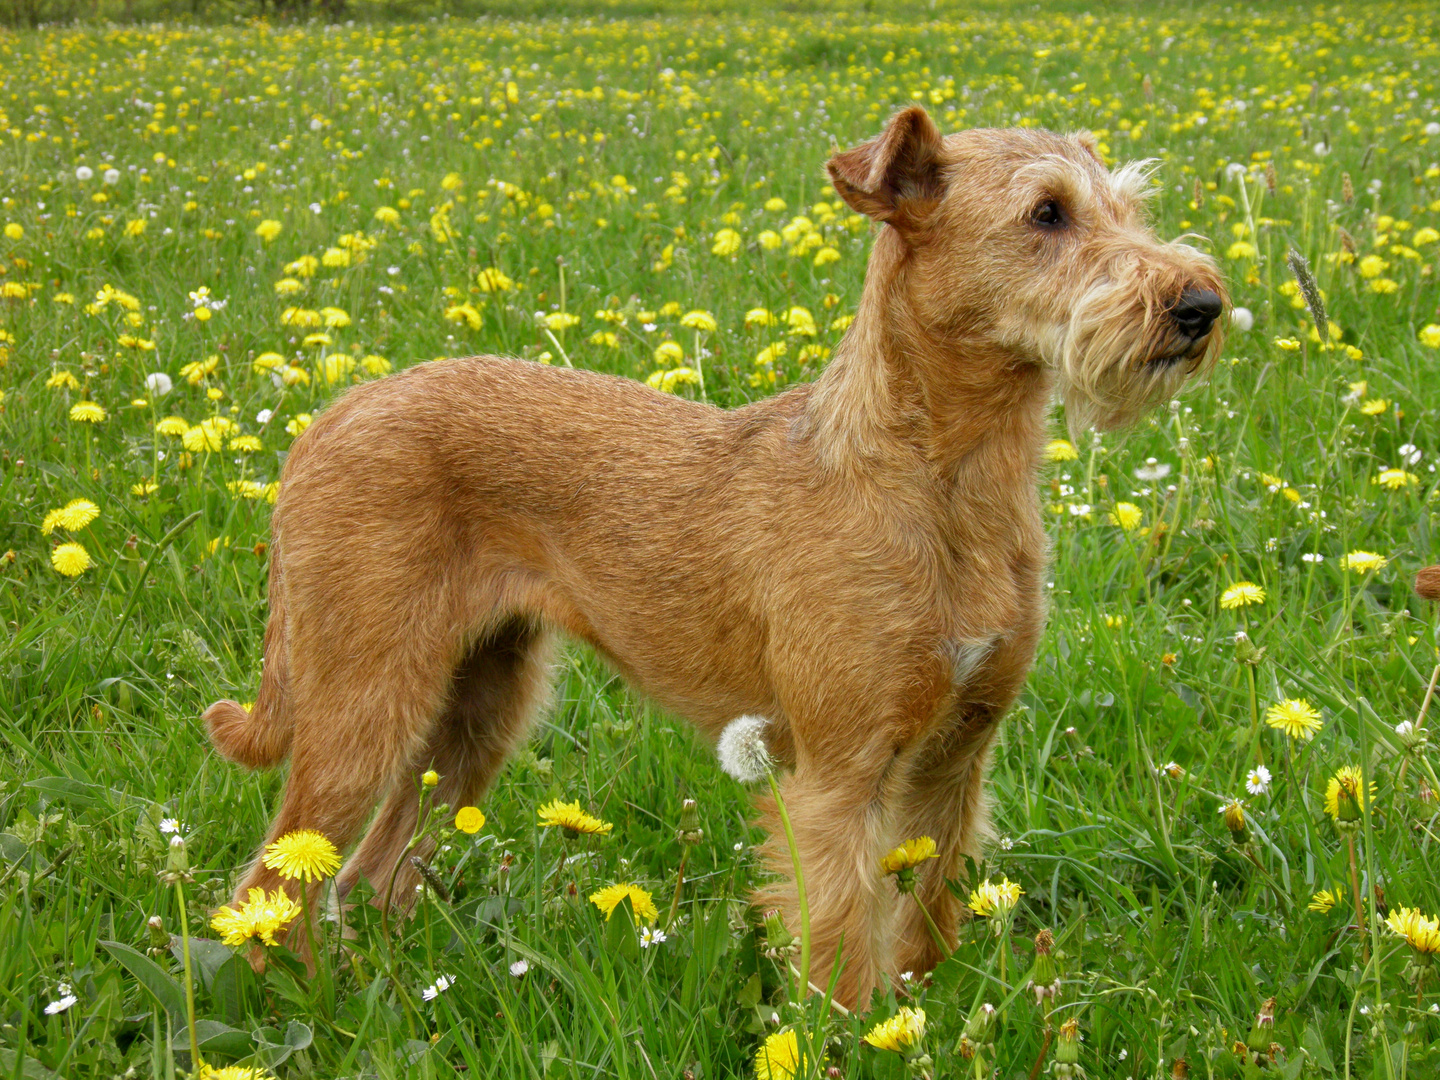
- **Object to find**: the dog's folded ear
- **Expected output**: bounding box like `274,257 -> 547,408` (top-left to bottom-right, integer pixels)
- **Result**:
827,106 -> 945,231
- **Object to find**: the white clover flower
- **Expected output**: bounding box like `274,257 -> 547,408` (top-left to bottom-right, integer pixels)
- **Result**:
716,715 -> 772,783
256,409 -> 274,424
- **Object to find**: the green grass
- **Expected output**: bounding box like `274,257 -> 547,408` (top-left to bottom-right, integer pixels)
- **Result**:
3,2 -> 1440,1077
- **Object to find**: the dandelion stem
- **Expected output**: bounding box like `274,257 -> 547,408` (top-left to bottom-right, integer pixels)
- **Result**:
1345,832 -> 1368,964
172,880 -> 202,1073
911,892 -> 950,962
664,847 -> 689,929
1396,662 -> 1440,792
1245,662 -> 1264,767
766,770 -> 810,1002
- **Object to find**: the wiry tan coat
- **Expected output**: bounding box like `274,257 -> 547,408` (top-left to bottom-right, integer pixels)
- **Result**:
206,106 -> 1225,1009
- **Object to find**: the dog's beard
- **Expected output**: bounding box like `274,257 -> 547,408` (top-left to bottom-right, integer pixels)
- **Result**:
1056,264 -> 1223,437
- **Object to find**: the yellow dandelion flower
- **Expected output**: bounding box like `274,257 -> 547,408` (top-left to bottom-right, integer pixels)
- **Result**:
711,228 -> 742,256
653,340 -> 684,366
360,355 -> 392,376
46,370 -> 81,390
1373,469 -> 1418,491
744,307 -> 775,328
69,401 -> 106,423
862,1006 -> 926,1052
537,798 -> 613,836
51,542 -> 92,577
209,887 -> 301,947
1264,698 -> 1322,741
1339,550 -> 1387,573
1385,907 -> 1440,955
476,267 -> 513,293
967,877 -> 1023,918
254,220 -> 282,242
542,312 -> 579,332
42,498 -> 100,535
1044,439 -> 1079,462
1358,398 -> 1388,416
155,416 -> 190,437
880,836 -> 938,875
1419,325 -> 1440,349
755,1030 -> 801,1080
454,807 -> 485,834
262,829 -> 341,882
679,309 -> 717,332
1307,889 -> 1338,914
1324,765 -> 1376,823
588,882 -> 658,924
229,435 -> 263,452
1108,502 -> 1143,531
646,367 -> 701,393
1220,582 -> 1266,609
1358,254 -> 1389,279
197,1066 -> 275,1080
286,414 -> 312,436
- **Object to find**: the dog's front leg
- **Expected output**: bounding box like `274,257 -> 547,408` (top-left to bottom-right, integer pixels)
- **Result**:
753,751 -> 903,1011
888,709 -> 1002,980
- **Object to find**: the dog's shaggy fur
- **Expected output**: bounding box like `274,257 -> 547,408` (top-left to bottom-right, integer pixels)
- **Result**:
205,106 -> 1225,1009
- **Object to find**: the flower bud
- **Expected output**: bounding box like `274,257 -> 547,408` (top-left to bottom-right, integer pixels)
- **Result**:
146,915 -> 169,950
1029,928 -> 1060,1002
422,769 -> 440,788
166,834 -> 189,874
1221,799 -> 1249,844
962,1002 -> 997,1048
1055,1017 -> 1082,1065
1246,997 -> 1276,1053
763,909 -> 795,954
677,798 -> 703,846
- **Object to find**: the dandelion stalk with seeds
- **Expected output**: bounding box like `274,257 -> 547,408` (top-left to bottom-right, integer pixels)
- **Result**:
716,715 -> 811,1002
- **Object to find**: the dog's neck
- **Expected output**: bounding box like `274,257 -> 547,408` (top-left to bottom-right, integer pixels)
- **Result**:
803,227 -> 1052,496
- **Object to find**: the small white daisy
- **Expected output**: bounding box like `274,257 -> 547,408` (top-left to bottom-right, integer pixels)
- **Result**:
639,926 -> 668,949
1246,766 -> 1272,796
509,960 -> 529,977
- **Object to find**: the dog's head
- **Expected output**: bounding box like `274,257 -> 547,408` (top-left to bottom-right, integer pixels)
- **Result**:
828,106 -> 1226,434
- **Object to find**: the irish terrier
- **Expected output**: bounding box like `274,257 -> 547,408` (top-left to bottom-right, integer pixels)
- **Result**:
205,105 -> 1225,1009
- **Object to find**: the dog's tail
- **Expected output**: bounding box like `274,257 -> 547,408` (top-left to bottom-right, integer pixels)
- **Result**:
205,549 -> 292,769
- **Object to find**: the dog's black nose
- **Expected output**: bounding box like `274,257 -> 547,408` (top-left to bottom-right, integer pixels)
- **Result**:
1171,288 -> 1223,339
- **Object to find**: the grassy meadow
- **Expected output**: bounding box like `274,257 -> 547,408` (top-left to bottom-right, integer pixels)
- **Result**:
3,1 -> 1440,1076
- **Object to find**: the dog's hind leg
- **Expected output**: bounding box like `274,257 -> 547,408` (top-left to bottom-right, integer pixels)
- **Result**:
335,617 -> 557,904
889,716 -> 1000,979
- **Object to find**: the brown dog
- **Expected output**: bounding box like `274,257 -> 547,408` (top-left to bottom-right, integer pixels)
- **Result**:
205,105 -> 1225,1009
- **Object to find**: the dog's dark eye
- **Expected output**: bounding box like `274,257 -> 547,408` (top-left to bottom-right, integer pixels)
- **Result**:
1031,199 -> 1065,228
